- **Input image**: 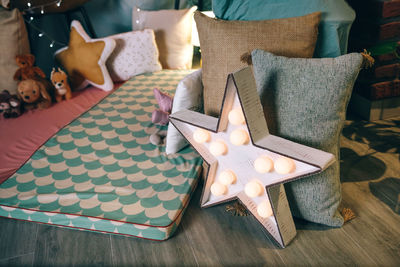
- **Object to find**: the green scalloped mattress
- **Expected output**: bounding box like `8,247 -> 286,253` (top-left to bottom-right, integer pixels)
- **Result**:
0,70 -> 203,240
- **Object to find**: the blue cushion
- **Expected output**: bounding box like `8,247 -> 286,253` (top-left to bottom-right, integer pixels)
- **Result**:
212,0 -> 355,58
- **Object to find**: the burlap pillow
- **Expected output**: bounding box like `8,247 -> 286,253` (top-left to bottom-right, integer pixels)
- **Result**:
194,11 -> 321,116
0,8 -> 30,94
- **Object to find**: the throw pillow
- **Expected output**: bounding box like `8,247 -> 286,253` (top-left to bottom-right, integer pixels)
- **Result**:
166,69 -> 203,154
132,6 -> 197,70
251,49 -> 363,226
55,20 -> 116,91
105,29 -> 162,82
0,7 -> 30,94
194,11 -> 321,117
212,0 -> 355,58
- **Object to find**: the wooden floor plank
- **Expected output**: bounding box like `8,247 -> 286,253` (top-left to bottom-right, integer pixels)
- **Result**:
0,218 -> 37,261
33,225 -> 113,266
0,253 -> 34,267
341,182 -> 400,266
181,186 -> 285,266
109,225 -> 198,266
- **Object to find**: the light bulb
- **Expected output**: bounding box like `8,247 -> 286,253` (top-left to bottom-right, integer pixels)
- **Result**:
27,2 -> 31,7
209,140 -> 227,156
29,16 -> 34,21
257,200 -> 273,218
57,0 -> 62,7
38,32 -> 44,37
274,157 -> 295,174
229,128 -> 249,146
244,180 -> 263,198
49,41 -> 55,48
218,170 -> 236,185
228,108 -> 245,125
40,7 -> 44,14
193,128 -> 210,143
254,156 -> 273,173
210,182 -> 227,196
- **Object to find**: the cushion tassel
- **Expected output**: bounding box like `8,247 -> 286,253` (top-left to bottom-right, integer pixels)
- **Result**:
226,201 -> 249,216
361,49 -> 375,69
341,207 -> 356,223
240,52 -> 253,65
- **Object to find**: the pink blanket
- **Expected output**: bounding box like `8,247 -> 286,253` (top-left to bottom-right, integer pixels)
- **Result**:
0,85 -> 119,184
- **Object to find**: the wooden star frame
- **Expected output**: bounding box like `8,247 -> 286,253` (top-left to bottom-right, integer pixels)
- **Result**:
170,67 -> 335,247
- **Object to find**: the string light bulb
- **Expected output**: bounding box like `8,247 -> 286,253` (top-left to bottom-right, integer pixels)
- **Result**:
57,0 -> 62,7
49,41 -> 55,48
38,32 -> 44,37
40,7 -> 44,14
27,2 -> 31,7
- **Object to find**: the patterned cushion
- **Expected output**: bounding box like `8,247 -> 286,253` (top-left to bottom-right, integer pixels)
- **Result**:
251,49 -> 363,226
105,29 -> 162,82
194,11 -> 321,116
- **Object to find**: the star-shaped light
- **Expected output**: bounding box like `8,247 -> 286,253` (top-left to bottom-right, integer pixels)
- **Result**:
170,67 -> 335,247
55,20 -> 115,91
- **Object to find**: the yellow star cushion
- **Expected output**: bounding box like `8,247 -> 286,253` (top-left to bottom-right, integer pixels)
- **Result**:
55,20 -> 116,91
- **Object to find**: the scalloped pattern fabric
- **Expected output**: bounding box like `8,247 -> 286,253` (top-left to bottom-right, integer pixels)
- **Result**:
0,70 -> 202,240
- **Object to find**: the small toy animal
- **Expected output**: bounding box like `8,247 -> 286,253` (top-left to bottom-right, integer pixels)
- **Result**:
51,68 -> 72,102
0,90 -> 11,116
17,79 -> 52,110
13,54 -> 46,81
0,90 -> 24,118
149,88 -> 174,145
152,88 -> 173,125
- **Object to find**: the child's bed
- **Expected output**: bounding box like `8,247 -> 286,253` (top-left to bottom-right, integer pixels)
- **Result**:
0,70 -> 203,240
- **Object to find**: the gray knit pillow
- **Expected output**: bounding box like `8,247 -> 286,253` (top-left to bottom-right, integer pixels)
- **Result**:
251,50 -> 363,226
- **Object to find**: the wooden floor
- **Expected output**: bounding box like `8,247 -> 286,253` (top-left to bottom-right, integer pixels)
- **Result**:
1,115 -> 399,266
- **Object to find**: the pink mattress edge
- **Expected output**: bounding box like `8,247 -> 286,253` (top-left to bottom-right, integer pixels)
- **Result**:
0,84 -> 121,184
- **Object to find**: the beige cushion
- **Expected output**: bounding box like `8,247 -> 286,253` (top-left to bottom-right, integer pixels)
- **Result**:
132,6 -> 197,70
0,7 -> 30,94
194,11 -> 321,116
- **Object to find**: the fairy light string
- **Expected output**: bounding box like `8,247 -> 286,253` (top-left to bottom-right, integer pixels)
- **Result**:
23,0 -> 63,14
22,1 -> 67,48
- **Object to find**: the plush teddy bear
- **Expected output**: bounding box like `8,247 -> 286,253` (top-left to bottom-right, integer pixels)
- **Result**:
13,54 -> 46,81
17,79 -> 52,110
50,67 -> 72,102
0,90 -> 24,118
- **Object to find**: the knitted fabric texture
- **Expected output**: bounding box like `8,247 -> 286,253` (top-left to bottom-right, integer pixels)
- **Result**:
251,50 -> 363,226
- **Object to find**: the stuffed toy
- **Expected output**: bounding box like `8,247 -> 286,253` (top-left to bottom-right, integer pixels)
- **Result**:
152,88 -> 173,125
0,90 -> 11,117
0,90 -> 24,118
17,79 -> 52,110
51,67 -> 72,102
13,54 -> 46,81
149,88 -> 174,145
